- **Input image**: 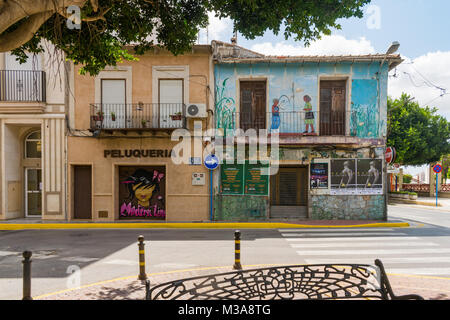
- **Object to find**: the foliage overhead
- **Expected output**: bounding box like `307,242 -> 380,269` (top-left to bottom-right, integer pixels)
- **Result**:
387,93 -> 450,166
0,0 -> 371,75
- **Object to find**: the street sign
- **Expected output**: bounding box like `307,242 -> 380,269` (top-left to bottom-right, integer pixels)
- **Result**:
433,164 -> 442,174
204,154 -> 219,170
385,147 -> 396,164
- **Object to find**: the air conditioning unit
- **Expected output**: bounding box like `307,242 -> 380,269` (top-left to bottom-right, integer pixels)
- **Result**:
186,103 -> 207,118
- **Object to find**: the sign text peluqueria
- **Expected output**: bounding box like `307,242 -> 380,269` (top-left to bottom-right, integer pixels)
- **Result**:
104,149 -> 174,158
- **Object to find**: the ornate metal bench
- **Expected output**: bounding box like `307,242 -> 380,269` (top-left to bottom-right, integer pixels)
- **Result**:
145,259 -> 423,300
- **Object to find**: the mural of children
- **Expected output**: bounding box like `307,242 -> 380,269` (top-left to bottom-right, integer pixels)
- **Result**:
122,168 -> 164,208
303,95 -> 315,134
271,98 -> 281,130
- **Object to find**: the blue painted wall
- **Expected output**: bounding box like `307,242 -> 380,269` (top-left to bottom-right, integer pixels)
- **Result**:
214,62 -> 389,138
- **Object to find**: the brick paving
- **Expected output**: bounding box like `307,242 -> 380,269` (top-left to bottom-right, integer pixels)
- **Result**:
37,266 -> 450,300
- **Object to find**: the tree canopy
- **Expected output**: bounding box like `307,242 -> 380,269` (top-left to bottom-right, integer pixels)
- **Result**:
0,0 -> 370,75
387,93 -> 450,166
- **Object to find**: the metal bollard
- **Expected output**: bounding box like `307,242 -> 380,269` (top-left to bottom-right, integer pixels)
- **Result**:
233,230 -> 242,270
22,251 -> 33,300
138,235 -> 147,280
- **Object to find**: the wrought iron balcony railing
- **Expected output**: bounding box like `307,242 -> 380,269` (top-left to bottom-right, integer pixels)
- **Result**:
90,103 -> 186,130
0,70 -> 46,102
231,111 -> 377,137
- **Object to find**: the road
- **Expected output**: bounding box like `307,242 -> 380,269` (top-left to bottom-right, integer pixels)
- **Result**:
0,203 -> 449,300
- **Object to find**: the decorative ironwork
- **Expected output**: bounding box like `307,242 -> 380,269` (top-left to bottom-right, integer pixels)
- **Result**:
402,184 -> 430,193
145,259 -> 423,300
0,70 -> 46,102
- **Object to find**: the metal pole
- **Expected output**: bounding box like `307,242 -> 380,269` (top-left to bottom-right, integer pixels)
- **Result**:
210,169 -> 213,221
436,173 -> 438,207
233,230 -> 242,270
22,251 -> 32,300
138,235 -> 147,280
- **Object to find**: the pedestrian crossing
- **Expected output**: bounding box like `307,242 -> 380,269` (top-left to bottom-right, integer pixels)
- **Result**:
279,228 -> 450,277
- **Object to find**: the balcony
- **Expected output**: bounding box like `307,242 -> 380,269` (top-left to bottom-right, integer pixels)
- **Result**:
0,70 -> 46,102
90,103 -> 186,131
234,111 -> 350,135
226,111 -> 384,146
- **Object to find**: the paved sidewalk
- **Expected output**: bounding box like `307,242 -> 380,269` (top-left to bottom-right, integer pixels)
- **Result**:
35,264 -> 450,300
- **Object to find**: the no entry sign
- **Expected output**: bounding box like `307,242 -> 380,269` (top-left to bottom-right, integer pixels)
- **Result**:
385,147 -> 396,164
433,164 -> 442,174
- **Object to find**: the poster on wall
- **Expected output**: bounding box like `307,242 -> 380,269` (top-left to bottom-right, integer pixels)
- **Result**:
310,163 -> 329,189
357,159 -> 383,194
118,166 -> 166,219
220,164 -> 244,195
330,159 -> 357,194
244,162 -> 269,195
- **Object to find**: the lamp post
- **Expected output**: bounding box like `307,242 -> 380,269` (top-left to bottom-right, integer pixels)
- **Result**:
381,42 -> 400,220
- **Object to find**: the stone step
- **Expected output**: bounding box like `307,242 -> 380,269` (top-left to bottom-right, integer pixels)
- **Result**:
270,206 -> 308,219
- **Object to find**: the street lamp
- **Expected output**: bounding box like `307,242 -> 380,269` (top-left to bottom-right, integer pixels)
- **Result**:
381,41 -> 400,220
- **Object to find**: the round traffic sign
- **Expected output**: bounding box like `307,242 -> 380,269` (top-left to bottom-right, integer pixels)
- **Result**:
433,164 -> 442,174
204,154 -> 219,170
385,147 -> 396,164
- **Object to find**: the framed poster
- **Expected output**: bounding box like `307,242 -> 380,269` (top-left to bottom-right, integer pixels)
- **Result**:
310,163 -> 329,189
220,164 -> 244,195
330,159 -> 356,194
357,159 -> 383,194
244,162 -> 269,195
118,166 -> 166,219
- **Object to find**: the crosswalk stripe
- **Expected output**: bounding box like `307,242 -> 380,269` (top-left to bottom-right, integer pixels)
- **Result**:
290,242 -> 438,248
279,228 -> 396,233
285,236 -> 422,242
305,257 -> 450,264
295,248 -> 450,255
281,232 -> 400,237
387,268 -> 450,276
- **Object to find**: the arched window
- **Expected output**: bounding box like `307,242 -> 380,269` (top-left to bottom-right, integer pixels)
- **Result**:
25,130 -> 41,158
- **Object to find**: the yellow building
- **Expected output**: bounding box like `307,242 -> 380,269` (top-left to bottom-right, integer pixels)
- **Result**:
66,45 -> 213,221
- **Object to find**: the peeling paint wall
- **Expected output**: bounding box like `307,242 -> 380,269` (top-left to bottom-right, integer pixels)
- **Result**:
214,62 -> 389,139
311,195 -> 385,220
214,195 -> 269,221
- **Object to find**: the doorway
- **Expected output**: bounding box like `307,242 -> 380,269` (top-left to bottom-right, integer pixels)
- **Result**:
270,167 -> 308,219
73,165 -> 92,220
239,81 -> 267,131
25,168 -> 42,217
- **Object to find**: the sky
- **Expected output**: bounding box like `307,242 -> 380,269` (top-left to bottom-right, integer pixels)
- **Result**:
197,0 -> 450,178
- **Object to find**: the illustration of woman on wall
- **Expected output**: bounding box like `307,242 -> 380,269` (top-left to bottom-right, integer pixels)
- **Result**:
303,95 -> 315,134
122,169 -> 164,208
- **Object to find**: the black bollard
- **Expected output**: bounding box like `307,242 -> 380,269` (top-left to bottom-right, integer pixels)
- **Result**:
22,251 -> 32,300
233,230 -> 242,270
138,235 -> 147,280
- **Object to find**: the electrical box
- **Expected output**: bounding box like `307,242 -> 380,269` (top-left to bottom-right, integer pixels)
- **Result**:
192,172 -> 206,185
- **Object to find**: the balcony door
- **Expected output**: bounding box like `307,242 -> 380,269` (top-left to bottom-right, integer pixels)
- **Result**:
320,80 -> 346,136
158,79 -> 184,128
101,79 -> 127,129
240,81 -> 266,131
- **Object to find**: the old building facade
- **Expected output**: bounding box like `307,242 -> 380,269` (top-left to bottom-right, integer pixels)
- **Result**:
66,45 -> 213,222
212,41 -> 402,221
0,51 -> 67,220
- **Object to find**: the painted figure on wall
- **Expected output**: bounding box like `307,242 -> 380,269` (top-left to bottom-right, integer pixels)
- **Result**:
340,160 -> 354,188
119,167 -> 165,219
303,95 -> 315,134
270,95 -> 290,132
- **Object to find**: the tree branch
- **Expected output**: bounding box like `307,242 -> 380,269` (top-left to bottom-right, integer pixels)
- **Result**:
0,11 -> 53,52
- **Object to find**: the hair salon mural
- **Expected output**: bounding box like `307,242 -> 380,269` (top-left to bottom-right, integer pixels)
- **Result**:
119,166 -> 165,219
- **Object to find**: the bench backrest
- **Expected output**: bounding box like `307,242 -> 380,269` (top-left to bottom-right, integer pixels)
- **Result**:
147,263 -> 387,300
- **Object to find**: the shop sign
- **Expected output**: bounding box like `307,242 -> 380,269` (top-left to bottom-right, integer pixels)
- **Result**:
104,149 -> 173,158
119,166 -> 166,219
220,162 -> 269,196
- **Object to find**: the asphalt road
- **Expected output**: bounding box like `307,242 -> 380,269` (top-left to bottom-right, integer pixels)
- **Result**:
0,204 -> 449,300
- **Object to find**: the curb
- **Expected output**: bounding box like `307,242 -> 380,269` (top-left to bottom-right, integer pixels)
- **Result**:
389,199 -> 443,207
0,222 -> 410,230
